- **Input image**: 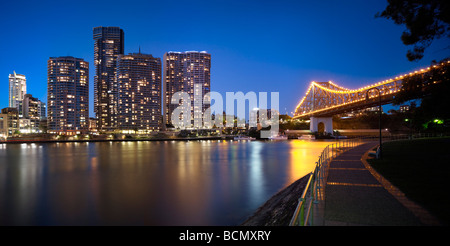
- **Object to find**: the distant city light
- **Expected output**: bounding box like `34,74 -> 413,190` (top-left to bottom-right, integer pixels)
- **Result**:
433,119 -> 443,124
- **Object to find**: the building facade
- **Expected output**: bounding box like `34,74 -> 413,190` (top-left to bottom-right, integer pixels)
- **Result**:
1,107 -> 19,136
19,118 -> 32,133
399,105 -> 410,113
163,51 -> 211,128
22,94 -> 42,133
89,117 -> 98,133
47,56 -> 89,135
116,52 -> 162,132
9,72 -> 27,114
0,113 -> 8,139
93,26 -> 124,131
38,100 -> 46,120
20,94 -> 46,133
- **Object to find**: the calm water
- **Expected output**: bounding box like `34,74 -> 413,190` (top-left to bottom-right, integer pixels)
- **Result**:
0,139 -> 333,226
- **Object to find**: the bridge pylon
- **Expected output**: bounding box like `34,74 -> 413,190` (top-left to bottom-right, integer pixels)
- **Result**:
310,117 -> 333,134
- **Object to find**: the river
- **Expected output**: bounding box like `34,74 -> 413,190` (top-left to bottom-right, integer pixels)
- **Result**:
0,139 -> 333,226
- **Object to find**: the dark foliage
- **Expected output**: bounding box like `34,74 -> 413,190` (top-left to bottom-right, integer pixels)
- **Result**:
393,59 -> 450,130
376,0 -> 450,61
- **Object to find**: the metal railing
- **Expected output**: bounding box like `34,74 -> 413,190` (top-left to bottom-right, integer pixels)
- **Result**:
289,138 -> 365,226
289,132 -> 449,226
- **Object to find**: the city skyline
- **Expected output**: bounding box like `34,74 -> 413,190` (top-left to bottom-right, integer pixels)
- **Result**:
1,0 -> 449,230
1,0 -> 450,117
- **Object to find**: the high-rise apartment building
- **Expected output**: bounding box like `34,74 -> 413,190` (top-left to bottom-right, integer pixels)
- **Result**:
47,56 -> 89,135
163,51 -> 211,128
93,26 -> 124,131
116,52 -> 162,132
22,94 -> 43,132
9,72 -> 27,112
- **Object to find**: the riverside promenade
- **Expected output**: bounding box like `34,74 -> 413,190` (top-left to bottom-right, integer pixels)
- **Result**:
313,141 -> 441,226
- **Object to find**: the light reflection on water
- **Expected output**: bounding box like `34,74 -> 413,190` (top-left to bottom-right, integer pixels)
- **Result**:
0,139 -> 334,225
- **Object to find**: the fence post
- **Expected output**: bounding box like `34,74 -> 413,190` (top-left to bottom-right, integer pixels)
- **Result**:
310,168 -> 315,203
299,200 -> 305,226
331,144 -> 334,158
334,143 -> 336,158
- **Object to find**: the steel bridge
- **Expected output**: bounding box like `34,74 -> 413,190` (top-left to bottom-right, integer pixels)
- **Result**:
292,60 -> 449,133
293,60 -> 450,119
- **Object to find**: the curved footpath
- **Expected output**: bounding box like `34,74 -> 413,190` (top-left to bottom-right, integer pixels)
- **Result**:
242,141 -> 441,226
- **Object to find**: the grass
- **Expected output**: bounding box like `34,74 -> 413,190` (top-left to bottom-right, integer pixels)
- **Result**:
367,137 -> 450,225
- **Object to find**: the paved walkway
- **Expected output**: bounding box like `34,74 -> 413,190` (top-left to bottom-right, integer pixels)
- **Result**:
312,141 -> 439,226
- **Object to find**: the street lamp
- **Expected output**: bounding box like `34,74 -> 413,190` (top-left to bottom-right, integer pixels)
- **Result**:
366,88 -> 382,159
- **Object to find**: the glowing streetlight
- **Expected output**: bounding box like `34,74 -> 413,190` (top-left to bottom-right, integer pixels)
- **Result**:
366,87 -> 382,159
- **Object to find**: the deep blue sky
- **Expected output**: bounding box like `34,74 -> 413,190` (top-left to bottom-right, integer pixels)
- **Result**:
1,0 -> 449,116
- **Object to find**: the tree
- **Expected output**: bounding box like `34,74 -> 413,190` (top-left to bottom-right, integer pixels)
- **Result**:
376,0 -> 450,61
393,58 -> 450,131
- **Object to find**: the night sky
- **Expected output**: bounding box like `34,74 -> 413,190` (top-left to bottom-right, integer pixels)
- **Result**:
1,0 -> 449,117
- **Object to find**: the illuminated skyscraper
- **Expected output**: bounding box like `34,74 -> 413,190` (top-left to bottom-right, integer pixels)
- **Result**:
163,51 -> 211,128
47,56 -> 89,135
22,94 -> 45,132
116,52 -> 162,132
8,72 -> 27,111
93,26 -> 124,131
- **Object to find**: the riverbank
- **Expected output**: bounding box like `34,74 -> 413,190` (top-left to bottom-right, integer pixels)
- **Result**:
0,136 -> 227,144
240,174 -> 311,226
243,137 -> 450,226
